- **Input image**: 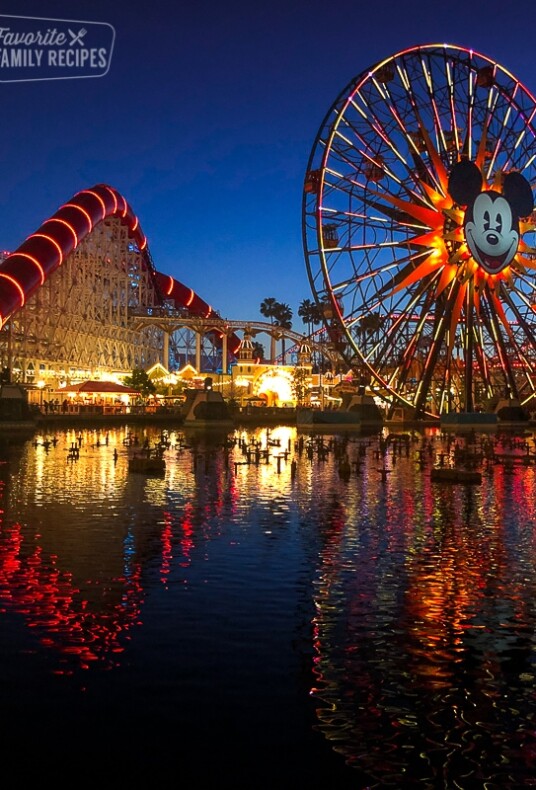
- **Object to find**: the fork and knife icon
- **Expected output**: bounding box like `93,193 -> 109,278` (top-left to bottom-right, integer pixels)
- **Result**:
68,28 -> 87,46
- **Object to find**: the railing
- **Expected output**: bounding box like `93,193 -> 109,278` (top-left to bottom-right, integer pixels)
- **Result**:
127,308 -> 341,365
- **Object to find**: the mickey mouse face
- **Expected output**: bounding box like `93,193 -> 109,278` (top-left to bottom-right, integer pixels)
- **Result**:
447,159 -> 533,275
464,191 -> 518,273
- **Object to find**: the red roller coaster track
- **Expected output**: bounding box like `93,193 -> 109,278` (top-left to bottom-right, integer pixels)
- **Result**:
0,183 -> 241,355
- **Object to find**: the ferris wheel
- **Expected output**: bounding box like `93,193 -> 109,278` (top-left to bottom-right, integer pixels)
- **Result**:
302,43 -> 536,418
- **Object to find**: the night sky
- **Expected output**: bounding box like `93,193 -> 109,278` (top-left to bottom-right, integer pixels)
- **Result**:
1,0 -> 535,331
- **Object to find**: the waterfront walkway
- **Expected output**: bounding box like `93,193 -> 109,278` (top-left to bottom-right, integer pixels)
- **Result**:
26,405 -> 299,430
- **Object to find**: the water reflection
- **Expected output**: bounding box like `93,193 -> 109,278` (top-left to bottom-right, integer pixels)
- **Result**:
1,425 -> 536,785
308,431 -> 536,788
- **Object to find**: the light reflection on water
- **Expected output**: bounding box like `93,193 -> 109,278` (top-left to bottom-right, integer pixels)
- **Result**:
1,424 -> 536,786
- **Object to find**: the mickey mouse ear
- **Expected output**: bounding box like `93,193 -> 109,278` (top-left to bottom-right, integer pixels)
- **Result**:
502,172 -> 534,218
448,159 -> 482,206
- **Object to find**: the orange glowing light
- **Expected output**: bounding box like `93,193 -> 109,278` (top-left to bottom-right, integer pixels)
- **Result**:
62,202 -> 93,232
15,253 -> 46,285
162,275 -> 174,296
377,137 -> 533,318
79,189 -> 107,220
435,265 -> 456,297
0,272 -> 26,306
45,218 -> 78,247
397,258 -> 438,293
103,186 -> 118,214
29,233 -> 64,266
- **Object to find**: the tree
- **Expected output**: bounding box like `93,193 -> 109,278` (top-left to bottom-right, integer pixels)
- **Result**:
123,368 -> 156,398
260,297 -> 278,324
261,297 -> 292,362
273,302 -> 292,329
291,365 -> 309,406
252,341 -> 264,361
273,302 -> 293,364
298,298 -> 323,369
298,298 -> 323,336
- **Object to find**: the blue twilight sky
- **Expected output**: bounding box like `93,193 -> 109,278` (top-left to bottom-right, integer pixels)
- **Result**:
1,0 -> 535,332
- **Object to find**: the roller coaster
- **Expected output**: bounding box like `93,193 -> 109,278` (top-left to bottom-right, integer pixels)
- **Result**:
0,184 -> 331,386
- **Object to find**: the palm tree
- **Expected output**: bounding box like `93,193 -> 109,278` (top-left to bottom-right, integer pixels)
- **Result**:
261,297 -> 281,362
260,297 -> 278,324
273,302 -> 293,364
298,298 -> 323,336
298,298 -> 324,369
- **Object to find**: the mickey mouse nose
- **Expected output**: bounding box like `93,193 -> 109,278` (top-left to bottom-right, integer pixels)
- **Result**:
486,233 -> 499,245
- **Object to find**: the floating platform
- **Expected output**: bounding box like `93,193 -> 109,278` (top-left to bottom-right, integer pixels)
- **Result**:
430,467 -> 482,484
440,412 -> 498,430
494,398 -> 530,426
182,390 -> 233,429
296,394 -> 383,432
0,419 -> 37,435
296,407 -> 362,430
128,455 -> 166,474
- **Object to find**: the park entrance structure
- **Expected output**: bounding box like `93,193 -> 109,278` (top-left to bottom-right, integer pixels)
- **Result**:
302,44 -> 536,419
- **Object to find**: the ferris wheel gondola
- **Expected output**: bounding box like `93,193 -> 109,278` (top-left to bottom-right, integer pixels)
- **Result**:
302,43 -> 536,418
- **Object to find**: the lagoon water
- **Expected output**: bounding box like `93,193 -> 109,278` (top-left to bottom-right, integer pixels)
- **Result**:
1,423 -> 536,787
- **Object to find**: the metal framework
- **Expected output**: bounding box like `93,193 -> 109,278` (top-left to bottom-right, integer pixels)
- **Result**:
302,44 -> 536,417
129,310 -> 341,370
1,219 -> 163,383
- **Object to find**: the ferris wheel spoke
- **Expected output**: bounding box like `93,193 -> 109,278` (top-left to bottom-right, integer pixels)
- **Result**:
377,307 -> 428,385
359,91 -> 443,201
400,62 -> 452,195
414,324 -> 448,413
472,333 -> 495,398
508,272 -> 536,313
498,286 -> 536,375
374,250 -> 437,298
347,78 -> 426,186
376,279 -> 441,391
482,292 -> 521,395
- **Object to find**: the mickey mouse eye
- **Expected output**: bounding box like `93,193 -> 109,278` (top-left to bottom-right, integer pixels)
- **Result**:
483,210 -> 491,231
495,213 -> 502,233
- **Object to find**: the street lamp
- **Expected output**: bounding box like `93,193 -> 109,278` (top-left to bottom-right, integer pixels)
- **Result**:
37,380 -> 45,411
325,371 -> 333,406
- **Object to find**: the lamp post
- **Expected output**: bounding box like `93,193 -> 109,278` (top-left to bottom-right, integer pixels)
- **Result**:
37,380 -> 45,412
325,370 -> 333,407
